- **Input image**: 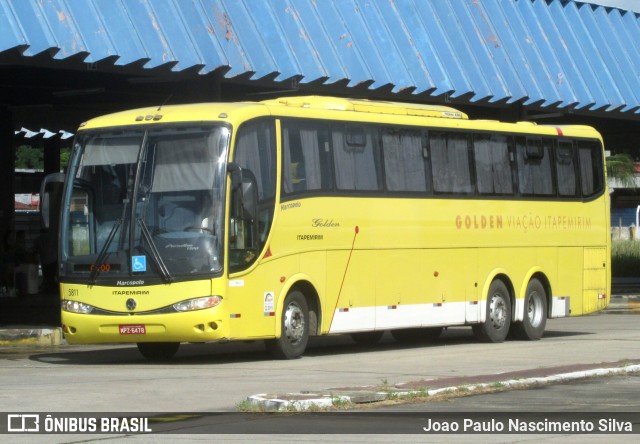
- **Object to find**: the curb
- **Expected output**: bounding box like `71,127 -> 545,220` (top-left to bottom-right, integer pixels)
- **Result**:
246,363 -> 640,412
0,327 -> 63,346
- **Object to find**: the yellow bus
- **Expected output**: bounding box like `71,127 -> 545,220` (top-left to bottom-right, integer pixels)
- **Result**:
55,96 -> 610,360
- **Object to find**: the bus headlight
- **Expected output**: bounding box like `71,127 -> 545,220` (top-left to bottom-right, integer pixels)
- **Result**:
173,296 -> 222,312
61,300 -> 95,314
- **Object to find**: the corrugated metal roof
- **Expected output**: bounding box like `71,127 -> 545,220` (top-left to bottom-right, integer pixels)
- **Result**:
1,0 -> 639,114
14,128 -> 73,139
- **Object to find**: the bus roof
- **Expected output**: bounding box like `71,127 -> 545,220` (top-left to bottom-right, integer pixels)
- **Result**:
79,96 -> 468,131
77,96 -> 600,140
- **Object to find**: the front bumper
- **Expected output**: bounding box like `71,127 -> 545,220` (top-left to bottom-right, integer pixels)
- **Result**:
61,310 -> 227,344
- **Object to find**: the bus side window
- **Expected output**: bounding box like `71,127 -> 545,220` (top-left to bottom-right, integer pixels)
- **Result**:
282,124 -> 330,194
473,134 -> 513,195
578,140 -> 604,197
516,137 -> 554,196
382,128 -> 428,192
556,141 -> 578,197
332,125 -> 381,191
430,131 -> 473,194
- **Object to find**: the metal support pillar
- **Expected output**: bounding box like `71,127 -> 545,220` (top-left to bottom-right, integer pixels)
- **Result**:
0,106 -> 14,242
43,136 -> 61,175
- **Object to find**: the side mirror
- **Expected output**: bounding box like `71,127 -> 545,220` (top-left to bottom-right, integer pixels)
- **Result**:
228,163 -> 258,221
240,174 -> 258,221
40,172 -> 65,229
228,163 -> 259,253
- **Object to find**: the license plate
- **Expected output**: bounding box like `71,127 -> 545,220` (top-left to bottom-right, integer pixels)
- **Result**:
119,324 -> 146,335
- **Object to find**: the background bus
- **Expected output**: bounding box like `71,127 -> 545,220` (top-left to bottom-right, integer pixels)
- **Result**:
55,96 -> 610,360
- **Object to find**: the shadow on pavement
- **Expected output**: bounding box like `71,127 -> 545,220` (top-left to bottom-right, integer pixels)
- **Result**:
27,326 -> 593,366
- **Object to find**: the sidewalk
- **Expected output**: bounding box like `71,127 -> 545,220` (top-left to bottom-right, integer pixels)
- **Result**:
247,360 -> 640,411
0,290 -> 61,345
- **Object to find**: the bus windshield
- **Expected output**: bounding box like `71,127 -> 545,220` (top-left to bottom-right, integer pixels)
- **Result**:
60,125 -> 230,283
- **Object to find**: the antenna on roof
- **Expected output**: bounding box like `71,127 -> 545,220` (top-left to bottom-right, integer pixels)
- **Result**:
157,94 -> 173,111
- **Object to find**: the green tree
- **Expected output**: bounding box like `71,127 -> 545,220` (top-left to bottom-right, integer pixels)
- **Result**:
60,147 -> 71,170
15,145 -> 43,170
606,153 -> 636,189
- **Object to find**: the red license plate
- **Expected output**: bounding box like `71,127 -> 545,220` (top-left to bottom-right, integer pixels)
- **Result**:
119,324 -> 146,335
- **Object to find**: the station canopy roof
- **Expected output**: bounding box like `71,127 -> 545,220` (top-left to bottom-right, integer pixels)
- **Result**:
1,0 -> 640,132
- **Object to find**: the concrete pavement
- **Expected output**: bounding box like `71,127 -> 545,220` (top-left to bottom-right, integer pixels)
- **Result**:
1,294 -> 639,412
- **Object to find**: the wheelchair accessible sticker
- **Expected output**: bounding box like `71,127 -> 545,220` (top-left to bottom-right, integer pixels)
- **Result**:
132,256 -> 147,272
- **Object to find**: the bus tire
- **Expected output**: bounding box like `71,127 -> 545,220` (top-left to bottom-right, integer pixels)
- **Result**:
473,280 -> 511,343
391,327 -> 443,343
265,290 -> 309,359
350,331 -> 384,345
511,279 -> 547,340
137,342 -> 180,361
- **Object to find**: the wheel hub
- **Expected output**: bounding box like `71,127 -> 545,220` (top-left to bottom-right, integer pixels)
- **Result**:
283,302 -> 305,345
527,291 -> 544,327
489,295 -> 507,329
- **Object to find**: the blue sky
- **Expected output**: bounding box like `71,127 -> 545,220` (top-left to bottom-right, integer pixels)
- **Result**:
576,0 -> 640,13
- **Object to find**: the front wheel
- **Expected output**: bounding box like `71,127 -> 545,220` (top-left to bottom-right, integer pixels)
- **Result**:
473,280 -> 511,343
265,290 -> 309,359
511,279 -> 547,340
137,342 -> 180,361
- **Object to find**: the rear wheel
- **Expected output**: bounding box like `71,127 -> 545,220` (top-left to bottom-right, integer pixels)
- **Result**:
265,290 -> 309,359
391,327 -> 443,343
137,342 -> 180,361
511,279 -> 547,340
473,280 -> 511,343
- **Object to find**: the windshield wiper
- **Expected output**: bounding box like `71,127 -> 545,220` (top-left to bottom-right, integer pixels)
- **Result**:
89,219 -> 122,286
138,218 -> 173,283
